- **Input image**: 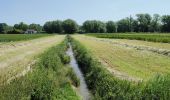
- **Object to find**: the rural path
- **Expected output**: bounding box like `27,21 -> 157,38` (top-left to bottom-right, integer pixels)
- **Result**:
0,35 -> 65,84
73,35 -> 170,81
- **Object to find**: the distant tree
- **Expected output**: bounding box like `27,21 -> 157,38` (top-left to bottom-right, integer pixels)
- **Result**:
106,21 -> 116,33
62,19 -> 78,34
43,21 -> 53,33
82,20 -> 106,33
149,14 -> 161,32
161,15 -> 170,32
14,22 -> 28,31
136,14 -> 152,32
0,23 -> 8,33
132,20 -> 139,32
0,23 -> 13,33
29,23 -> 42,32
52,20 -> 63,33
117,18 -> 130,32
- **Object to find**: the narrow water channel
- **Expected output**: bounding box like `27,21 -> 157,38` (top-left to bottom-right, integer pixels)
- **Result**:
66,43 -> 91,100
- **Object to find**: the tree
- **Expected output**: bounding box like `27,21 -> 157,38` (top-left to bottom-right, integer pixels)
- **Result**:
29,23 -> 42,32
0,23 -> 8,33
82,20 -> 106,33
62,19 -> 78,34
117,18 -> 130,32
106,21 -> 116,33
14,22 -> 28,31
161,15 -> 170,32
136,14 -> 152,32
52,20 -> 63,33
43,21 -> 53,33
0,23 -> 13,33
150,14 -> 161,32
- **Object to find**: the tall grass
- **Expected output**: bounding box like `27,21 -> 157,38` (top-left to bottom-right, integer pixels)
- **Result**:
88,33 -> 170,43
0,38 -> 80,100
70,36 -> 170,100
0,34 -> 52,42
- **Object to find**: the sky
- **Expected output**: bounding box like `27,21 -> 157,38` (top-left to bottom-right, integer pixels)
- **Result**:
0,0 -> 170,25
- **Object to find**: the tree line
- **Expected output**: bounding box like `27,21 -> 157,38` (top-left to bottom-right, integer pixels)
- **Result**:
1,13 -> 170,34
0,22 -> 42,34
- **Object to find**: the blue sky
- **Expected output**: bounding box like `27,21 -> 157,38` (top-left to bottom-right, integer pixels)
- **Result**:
0,0 -> 170,25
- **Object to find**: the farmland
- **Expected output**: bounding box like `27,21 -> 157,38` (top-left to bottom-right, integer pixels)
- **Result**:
0,35 -> 65,84
88,33 -> 170,43
0,34 -> 52,42
0,33 -> 170,100
71,34 -> 170,99
0,37 -> 80,99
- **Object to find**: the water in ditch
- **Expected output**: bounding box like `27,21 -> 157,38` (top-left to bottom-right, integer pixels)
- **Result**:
66,43 -> 91,100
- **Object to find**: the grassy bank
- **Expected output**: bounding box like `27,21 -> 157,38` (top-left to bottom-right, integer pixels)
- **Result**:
87,33 -> 170,43
70,36 -> 170,100
0,34 -> 52,42
0,38 -> 80,100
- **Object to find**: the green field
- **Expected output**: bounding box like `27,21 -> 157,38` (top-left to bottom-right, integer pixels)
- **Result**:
70,34 -> 170,99
88,33 -> 170,43
0,34 -> 52,42
0,33 -> 170,100
0,37 -> 80,100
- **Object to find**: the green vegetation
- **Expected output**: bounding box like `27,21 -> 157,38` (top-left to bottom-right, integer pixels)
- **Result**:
0,34 -> 51,42
0,39 -> 80,100
88,33 -> 170,43
43,19 -> 78,34
70,36 -> 170,99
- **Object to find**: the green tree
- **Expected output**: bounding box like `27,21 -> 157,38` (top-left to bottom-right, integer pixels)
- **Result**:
150,14 -> 161,32
117,18 -> 130,32
106,21 -> 116,33
0,23 -> 8,33
52,20 -> 63,33
161,15 -> 170,32
62,19 -> 78,34
43,21 -> 53,33
82,20 -> 106,33
29,24 -> 42,32
14,22 -> 28,31
136,14 -> 152,32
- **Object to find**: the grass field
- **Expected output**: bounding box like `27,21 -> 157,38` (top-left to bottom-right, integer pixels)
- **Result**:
0,34 -> 52,42
88,33 -> 170,43
0,39 -> 80,99
70,36 -> 170,99
73,35 -> 170,80
0,35 -> 65,84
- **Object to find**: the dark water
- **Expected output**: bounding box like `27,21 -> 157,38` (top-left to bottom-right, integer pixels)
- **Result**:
66,43 -> 91,100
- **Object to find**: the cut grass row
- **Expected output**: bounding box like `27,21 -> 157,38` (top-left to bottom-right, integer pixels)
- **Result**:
87,33 -> 170,43
73,35 -> 170,80
70,36 -> 170,99
0,34 -> 52,42
0,38 -> 80,100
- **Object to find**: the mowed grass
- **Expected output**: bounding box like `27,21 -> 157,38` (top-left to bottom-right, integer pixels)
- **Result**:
0,35 -> 65,84
73,35 -> 170,80
0,34 -> 52,42
88,33 -> 170,43
0,39 -> 80,100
